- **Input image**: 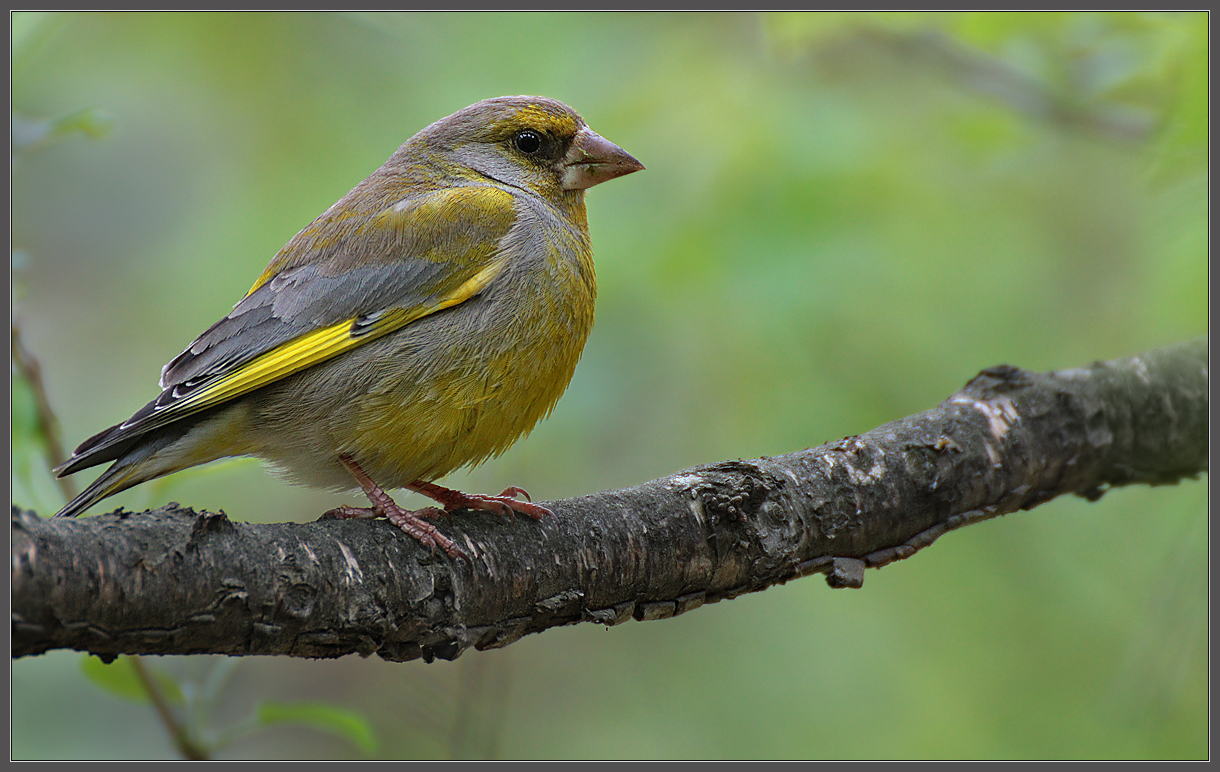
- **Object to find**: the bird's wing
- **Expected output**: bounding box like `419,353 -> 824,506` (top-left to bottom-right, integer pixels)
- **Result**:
57,185 -> 518,474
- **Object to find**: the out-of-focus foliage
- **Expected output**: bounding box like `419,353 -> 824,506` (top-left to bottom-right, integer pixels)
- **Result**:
11,12 -> 1206,760
81,655 -> 184,704
253,702 -> 378,755
74,654 -> 377,757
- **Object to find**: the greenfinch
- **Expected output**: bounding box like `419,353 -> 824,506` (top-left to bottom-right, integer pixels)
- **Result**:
53,95 -> 643,559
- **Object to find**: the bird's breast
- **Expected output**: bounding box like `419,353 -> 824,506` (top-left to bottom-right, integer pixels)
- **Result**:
346,200 -> 596,485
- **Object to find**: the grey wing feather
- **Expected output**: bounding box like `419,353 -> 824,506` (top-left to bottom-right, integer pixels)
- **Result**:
55,257 -> 452,477
159,258 -> 452,391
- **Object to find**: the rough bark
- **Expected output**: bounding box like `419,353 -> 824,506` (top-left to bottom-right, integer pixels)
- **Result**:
11,338 -> 1208,662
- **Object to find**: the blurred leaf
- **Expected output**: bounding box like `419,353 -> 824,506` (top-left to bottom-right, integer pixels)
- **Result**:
12,108 -> 115,156
10,365 -> 46,511
256,701 -> 378,755
11,364 -> 43,449
80,655 -> 185,704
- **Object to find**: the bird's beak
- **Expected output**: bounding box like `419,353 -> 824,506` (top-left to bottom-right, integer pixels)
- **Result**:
561,127 -> 645,191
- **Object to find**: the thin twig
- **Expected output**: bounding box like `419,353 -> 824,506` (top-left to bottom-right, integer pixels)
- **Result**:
10,322 -> 77,501
128,657 -> 210,761
846,26 -> 1155,144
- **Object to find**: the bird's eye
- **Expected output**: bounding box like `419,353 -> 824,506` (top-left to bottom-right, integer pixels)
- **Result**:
514,130 -> 543,155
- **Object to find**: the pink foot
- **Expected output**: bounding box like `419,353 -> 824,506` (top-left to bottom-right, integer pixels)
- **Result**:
328,456 -> 468,561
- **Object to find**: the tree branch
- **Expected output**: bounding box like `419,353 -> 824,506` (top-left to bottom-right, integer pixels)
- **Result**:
11,338 -> 1208,663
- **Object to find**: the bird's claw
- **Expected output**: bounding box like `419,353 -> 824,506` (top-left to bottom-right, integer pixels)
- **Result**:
497,486 -> 533,502
455,493 -> 552,521
407,480 -> 551,520
320,505 -> 379,520
381,504 -> 468,561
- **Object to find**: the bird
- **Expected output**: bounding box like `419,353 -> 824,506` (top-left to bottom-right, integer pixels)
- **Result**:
53,95 -> 644,559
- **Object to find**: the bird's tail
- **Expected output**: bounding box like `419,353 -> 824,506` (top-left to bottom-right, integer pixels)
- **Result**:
53,426 -> 189,518
54,455 -> 150,519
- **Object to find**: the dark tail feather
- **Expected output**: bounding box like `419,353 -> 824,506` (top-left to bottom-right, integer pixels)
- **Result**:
51,428 -> 177,520
54,458 -> 144,518
54,421 -> 135,478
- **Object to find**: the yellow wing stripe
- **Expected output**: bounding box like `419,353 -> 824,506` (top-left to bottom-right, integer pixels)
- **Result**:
173,259 -> 506,418
175,318 -> 365,412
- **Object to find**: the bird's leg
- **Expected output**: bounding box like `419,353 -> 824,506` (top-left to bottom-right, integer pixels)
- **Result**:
323,454 -> 467,560
406,480 -> 553,520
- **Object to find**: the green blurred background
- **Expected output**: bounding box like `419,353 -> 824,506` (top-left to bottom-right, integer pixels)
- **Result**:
10,12 -> 1207,760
